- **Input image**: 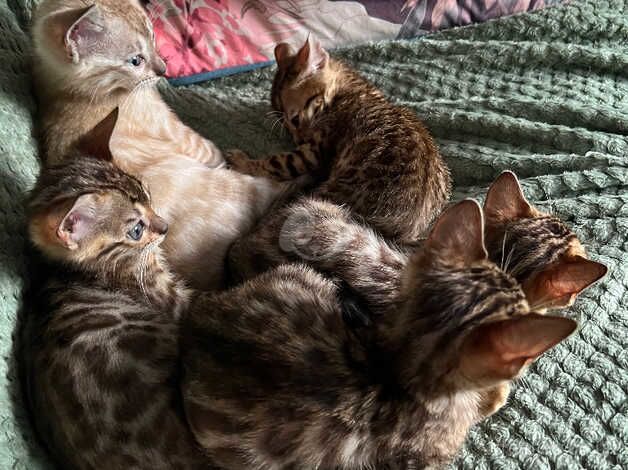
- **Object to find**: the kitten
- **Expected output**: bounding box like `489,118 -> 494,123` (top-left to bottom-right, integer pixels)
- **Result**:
273,173 -> 607,315
23,157 -> 212,469
181,200 -> 576,469
32,0 -> 293,290
226,37 -> 451,243
483,171 -> 607,311
32,0 -> 221,167
273,174 -> 607,422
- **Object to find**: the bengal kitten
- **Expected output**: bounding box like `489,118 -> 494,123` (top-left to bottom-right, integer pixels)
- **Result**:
182,200 -> 576,469
32,0 -> 290,291
483,171 -> 607,311
226,37 -> 451,243
23,158 -> 211,469
276,173 -> 607,314
272,173 -> 607,420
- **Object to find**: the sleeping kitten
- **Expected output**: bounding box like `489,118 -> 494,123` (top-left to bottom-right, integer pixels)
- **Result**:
182,200 -> 576,469
23,157 -> 211,469
32,0 -> 291,290
226,37 -> 451,243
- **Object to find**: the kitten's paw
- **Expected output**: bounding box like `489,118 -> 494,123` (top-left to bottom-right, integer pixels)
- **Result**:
480,383 -> 510,418
225,149 -> 252,172
278,199 -> 352,262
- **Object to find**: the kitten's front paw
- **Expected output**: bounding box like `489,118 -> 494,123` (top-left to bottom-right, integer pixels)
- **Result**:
225,149 -> 252,172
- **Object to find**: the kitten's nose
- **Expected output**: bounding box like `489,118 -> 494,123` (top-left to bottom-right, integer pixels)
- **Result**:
151,216 -> 169,235
153,57 -> 167,76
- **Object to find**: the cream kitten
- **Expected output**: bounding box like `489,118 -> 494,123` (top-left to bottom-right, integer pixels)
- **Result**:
32,0 -> 292,290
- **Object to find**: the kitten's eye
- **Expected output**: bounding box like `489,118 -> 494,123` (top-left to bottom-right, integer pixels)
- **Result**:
128,55 -> 145,67
127,221 -> 145,241
290,115 -> 300,127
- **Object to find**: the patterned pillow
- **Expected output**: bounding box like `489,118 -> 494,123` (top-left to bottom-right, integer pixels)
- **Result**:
147,0 -> 567,85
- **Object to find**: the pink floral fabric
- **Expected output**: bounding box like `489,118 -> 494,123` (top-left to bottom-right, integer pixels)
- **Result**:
146,0 -> 567,83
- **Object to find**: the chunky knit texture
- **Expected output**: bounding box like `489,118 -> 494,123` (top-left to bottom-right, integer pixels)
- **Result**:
0,0 -> 626,468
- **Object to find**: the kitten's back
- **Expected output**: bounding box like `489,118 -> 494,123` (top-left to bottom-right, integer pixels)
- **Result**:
22,275 -> 209,469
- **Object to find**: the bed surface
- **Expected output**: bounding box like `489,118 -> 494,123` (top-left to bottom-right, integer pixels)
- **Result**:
0,0 -> 626,468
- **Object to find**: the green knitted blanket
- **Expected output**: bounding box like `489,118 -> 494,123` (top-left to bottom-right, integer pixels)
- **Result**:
0,0 -> 626,468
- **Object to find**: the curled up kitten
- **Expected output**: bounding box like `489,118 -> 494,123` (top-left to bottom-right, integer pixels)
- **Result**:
181,200 -> 577,469
226,37 -> 451,244
278,172 -> 607,316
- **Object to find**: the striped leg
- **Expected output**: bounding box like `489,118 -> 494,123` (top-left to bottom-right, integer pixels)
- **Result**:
225,143 -> 320,181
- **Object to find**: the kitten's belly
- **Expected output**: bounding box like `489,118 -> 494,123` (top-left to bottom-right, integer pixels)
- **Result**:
140,159 -> 281,291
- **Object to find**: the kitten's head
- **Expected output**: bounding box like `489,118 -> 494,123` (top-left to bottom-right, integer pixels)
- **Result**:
33,0 -> 166,94
271,37 -> 332,138
389,200 -> 577,395
29,158 -> 168,274
483,171 -> 607,310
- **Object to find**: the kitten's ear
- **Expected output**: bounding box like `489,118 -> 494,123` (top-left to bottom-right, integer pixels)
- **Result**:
295,36 -> 329,76
424,199 -> 487,265
484,171 -> 535,223
461,314 -> 577,382
77,108 -> 119,161
274,43 -> 293,69
65,5 -> 106,63
523,256 -> 608,309
57,194 -> 99,250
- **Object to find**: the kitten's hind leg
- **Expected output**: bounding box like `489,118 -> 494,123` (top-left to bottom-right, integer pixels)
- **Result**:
226,142 -> 320,180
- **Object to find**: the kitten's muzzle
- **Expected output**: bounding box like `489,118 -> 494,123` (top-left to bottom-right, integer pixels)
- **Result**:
151,216 -> 169,235
153,58 -> 167,76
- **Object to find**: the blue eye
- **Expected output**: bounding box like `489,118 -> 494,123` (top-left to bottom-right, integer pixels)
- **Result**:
128,55 -> 145,67
127,221 -> 144,240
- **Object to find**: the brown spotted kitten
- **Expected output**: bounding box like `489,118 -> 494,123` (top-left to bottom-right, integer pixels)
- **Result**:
23,158 -> 211,469
483,171 -> 607,311
272,173 -> 607,419
277,173 -> 607,315
226,37 -> 451,243
182,200 -> 576,469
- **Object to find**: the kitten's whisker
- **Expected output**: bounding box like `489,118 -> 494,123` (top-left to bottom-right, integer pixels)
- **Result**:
503,243 -> 516,273
87,83 -> 103,108
269,117 -> 283,136
121,76 -> 162,109
500,230 -> 509,271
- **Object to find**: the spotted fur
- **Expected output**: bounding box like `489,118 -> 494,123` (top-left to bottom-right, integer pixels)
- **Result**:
183,200 -> 576,469
22,158 -> 211,469
226,38 -> 451,244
